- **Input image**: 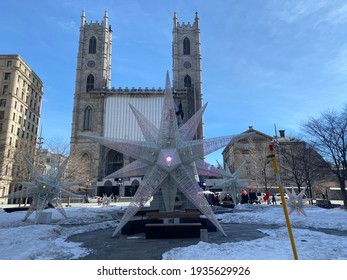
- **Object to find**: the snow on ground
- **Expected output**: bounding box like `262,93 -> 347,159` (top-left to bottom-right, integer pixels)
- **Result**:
163,204 -> 347,260
0,202 -> 346,260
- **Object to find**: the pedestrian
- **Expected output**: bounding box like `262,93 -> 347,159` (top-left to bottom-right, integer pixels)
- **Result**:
272,194 -> 277,205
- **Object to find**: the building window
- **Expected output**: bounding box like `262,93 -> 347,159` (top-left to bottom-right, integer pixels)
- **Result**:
183,37 -> 190,55
2,85 -> 8,94
0,111 -> 5,119
4,73 -> 11,80
106,150 -> 124,175
0,123 -> 2,132
82,153 -> 92,173
89,36 -> 97,54
7,61 -> 12,67
83,106 -> 93,130
86,74 -> 94,92
0,99 -> 6,107
184,75 -> 191,88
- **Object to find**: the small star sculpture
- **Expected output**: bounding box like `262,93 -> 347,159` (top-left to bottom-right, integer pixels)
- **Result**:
210,161 -> 249,205
82,72 -> 252,237
102,194 -> 113,206
2,156 -> 84,223
285,187 -> 307,216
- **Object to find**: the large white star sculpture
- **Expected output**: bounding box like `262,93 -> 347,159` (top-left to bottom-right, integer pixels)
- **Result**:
82,72 -> 251,237
1,156 -> 84,223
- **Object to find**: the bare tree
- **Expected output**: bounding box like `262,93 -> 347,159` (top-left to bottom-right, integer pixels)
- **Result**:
67,148 -> 95,196
0,139 -> 37,205
45,137 -> 93,196
278,140 -> 308,193
278,139 -> 328,204
301,104 -> 347,209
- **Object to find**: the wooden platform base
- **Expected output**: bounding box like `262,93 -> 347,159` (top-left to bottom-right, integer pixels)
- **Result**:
145,223 -> 202,239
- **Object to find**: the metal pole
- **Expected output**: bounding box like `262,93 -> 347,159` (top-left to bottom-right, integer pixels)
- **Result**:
268,144 -> 298,260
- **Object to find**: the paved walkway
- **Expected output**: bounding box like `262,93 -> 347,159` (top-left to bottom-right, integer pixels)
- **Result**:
67,222 -> 281,260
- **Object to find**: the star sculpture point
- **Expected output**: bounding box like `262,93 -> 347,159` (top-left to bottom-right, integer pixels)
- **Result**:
82,72 -> 252,237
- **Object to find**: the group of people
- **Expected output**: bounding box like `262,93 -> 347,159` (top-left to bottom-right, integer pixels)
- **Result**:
205,193 -> 233,206
263,192 -> 277,205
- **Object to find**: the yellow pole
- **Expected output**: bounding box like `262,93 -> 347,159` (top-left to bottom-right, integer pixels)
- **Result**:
268,144 -> 298,260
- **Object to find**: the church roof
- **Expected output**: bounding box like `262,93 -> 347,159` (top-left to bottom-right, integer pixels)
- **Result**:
221,126 -> 273,155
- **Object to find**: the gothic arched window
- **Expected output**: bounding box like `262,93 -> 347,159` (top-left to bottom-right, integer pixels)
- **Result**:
106,150 -> 123,175
83,106 -> 93,130
81,152 -> 92,174
89,36 -> 97,54
86,74 -> 94,92
183,37 -> 190,55
184,75 -> 191,88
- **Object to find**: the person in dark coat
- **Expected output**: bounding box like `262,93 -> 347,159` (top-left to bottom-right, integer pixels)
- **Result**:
272,194 -> 277,205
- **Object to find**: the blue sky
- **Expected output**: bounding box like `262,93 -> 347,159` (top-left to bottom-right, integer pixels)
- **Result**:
1,0 -> 347,164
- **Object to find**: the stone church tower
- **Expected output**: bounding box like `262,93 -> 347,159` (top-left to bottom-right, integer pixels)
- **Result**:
172,12 -> 203,140
70,11 -> 204,194
70,10 -> 112,182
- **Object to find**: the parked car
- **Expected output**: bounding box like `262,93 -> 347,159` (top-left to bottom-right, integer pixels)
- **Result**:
88,196 -> 102,203
274,193 -> 289,202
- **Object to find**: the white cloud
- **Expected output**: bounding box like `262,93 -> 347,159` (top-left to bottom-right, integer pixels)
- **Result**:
58,20 -> 77,31
268,0 -> 331,23
326,45 -> 347,75
325,3 -> 347,24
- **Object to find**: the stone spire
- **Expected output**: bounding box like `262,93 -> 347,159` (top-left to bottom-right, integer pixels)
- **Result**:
103,10 -> 108,28
194,11 -> 200,29
173,11 -> 178,29
81,9 -> 86,26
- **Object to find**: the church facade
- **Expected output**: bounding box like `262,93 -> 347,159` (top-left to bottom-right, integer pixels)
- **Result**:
70,11 -> 204,196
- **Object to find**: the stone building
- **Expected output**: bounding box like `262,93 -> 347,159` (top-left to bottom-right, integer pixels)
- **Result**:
0,55 -> 44,204
222,126 -> 331,200
70,11 -> 203,196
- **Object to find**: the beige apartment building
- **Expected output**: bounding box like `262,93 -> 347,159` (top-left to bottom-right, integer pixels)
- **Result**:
0,54 -> 44,204
222,126 -> 333,200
